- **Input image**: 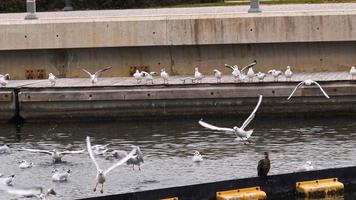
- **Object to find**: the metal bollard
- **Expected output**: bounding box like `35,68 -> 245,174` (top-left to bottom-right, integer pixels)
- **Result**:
63,0 -> 73,11
24,0 -> 38,20
248,0 -> 262,13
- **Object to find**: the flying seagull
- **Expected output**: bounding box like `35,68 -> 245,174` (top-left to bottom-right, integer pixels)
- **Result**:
48,73 -> 57,86
82,67 -> 112,85
199,95 -> 263,142
242,60 -> 257,82
87,136 -> 137,193
287,79 -> 330,100
21,148 -> 85,163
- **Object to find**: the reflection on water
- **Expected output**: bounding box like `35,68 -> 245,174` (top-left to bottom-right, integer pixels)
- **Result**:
0,117 -> 356,199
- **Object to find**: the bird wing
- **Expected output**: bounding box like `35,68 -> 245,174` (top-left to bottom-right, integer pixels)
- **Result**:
224,64 -> 235,71
267,70 -> 273,74
59,149 -> 85,155
241,95 -> 263,130
241,61 -> 257,73
198,119 -> 235,132
94,66 -> 112,77
287,81 -> 305,100
141,71 -> 150,76
150,72 -> 156,75
21,148 -> 52,155
86,136 -> 101,172
311,80 -> 330,99
104,148 -> 137,175
82,69 -> 92,76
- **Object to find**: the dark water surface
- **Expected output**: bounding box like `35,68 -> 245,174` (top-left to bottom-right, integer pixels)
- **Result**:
0,116 -> 356,199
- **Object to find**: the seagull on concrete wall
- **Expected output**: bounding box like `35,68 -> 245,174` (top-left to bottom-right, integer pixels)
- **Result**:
350,66 -> 356,80
48,73 -> 57,86
194,68 -> 204,83
213,69 -> 222,83
82,67 -> 112,85
142,71 -> 156,84
225,64 -> 241,82
284,66 -> 293,81
160,69 -> 169,84
133,70 -> 144,84
287,79 -> 330,100
199,95 -> 263,142
242,60 -> 257,82
268,69 -> 283,82
256,72 -> 266,82
0,74 -> 10,87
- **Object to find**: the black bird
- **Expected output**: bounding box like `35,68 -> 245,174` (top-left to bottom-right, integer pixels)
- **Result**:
257,152 -> 270,178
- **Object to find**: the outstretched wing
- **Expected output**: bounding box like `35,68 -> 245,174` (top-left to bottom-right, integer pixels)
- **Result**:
224,64 -> 235,71
104,148 -> 137,175
94,67 -> 112,77
60,149 -> 85,155
141,71 -> 149,77
287,81 -> 305,100
21,148 -> 52,155
241,60 -> 257,73
311,80 -> 330,99
241,95 -> 263,130
82,69 -> 92,76
198,119 -> 234,132
86,136 -> 100,172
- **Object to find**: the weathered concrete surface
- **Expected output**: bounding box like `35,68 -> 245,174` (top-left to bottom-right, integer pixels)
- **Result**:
0,91 -> 16,121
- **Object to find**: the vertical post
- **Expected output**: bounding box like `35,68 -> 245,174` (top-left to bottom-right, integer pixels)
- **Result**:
63,0 -> 73,11
25,0 -> 38,20
248,0 -> 261,13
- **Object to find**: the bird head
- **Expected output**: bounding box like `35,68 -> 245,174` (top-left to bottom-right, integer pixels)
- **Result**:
47,188 -> 56,196
161,68 -> 165,72
49,73 -> 53,76
195,67 -> 199,71
263,152 -> 269,159
193,151 -> 200,156
306,161 -> 312,166
233,126 -> 238,131
98,170 -> 104,175
352,66 -> 355,70
67,169 -> 72,174
9,174 -> 15,178
51,169 -> 58,173
213,69 -> 218,74
18,160 -> 25,164
287,66 -> 291,70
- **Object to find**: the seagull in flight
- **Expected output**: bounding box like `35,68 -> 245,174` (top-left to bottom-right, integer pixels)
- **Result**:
82,67 -> 112,85
87,136 -> 137,193
21,148 -> 85,163
48,73 -> 57,86
199,95 -> 263,142
287,79 -> 330,100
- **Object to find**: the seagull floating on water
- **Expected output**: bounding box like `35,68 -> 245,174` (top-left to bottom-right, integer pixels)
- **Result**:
111,146 -> 144,170
160,69 -> 169,84
0,74 -> 10,87
82,67 -> 112,85
199,95 -> 263,142
287,79 -> 330,100
18,160 -> 34,169
284,66 -> 293,81
256,72 -> 266,82
52,169 -> 71,182
0,144 -> 10,154
350,66 -> 356,80
1,174 -> 15,186
142,71 -> 156,84
21,148 -> 85,163
194,68 -> 204,83
87,136 -> 137,193
192,151 -> 203,162
297,161 -> 314,172
48,73 -> 56,86
213,69 -> 222,83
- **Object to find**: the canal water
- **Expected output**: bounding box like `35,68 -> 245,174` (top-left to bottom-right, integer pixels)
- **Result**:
0,116 -> 356,199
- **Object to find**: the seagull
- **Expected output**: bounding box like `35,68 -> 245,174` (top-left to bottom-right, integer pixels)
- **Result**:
133,70 -> 144,84
284,66 -> 293,81
18,160 -> 34,169
82,67 -> 112,85
87,136 -> 137,193
194,68 -> 204,83
350,66 -> 356,80
48,73 -> 56,86
268,69 -> 283,82
257,152 -> 270,178
297,161 -> 314,172
199,95 -> 263,142
256,72 -> 266,82
52,169 -> 71,182
142,71 -> 156,84
110,146 -> 144,170
240,60 -> 257,82
225,64 -> 241,82
0,145 -> 10,154
287,79 -> 330,100
92,144 -> 109,156
21,148 -> 85,163
213,69 -> 222,83
0,184 -> 56,200
0,74 -> 10,87
160,69 -> 169,84
192,151 -> 203,162
1,174 -> 15,186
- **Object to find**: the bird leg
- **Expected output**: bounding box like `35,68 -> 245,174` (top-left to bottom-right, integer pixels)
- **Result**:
93,182 -> 98,192
100,183 -> 104,194
132,164 -> 135,171
139,164 -> 141,171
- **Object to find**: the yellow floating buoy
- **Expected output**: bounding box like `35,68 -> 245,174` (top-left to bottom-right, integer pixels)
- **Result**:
216,186 -> 267,200
296,178 -> 344,198
160,197 -> 178,200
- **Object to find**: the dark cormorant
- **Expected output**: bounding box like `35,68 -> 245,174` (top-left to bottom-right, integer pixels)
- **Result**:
257,152 -> 270,178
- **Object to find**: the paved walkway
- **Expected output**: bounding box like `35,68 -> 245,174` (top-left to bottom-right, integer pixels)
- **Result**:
3,71 -> 352,88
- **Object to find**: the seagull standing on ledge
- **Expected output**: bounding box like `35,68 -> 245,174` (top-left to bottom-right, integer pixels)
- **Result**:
199,95 -> 263,142
225,64 -> 241,82
194,68 -> 204,83
48,73 -> 56,86
160,69 -> 169,84
256,72 -> 266,82
133,70 -> 144,84
268,69 -> 283,82
192,151 -> 203,162
284,66 -> 293,81
287,79 -> 330,100
244,60 -> 257,82
87,136 -> 137,193
21,148 -> 85,163
82,67 -> 112,85
142,71 -> 156,84
350,66 -> 356,80
0,74 -> 10,87
213,69 -> 222,83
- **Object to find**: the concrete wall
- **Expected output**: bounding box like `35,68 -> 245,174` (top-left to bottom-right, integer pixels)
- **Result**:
0,42 -> 354,79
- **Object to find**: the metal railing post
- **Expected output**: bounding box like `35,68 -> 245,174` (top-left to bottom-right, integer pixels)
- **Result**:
63,0 -> 73,11
248,0 -> 261,13
25,0 -> 38,19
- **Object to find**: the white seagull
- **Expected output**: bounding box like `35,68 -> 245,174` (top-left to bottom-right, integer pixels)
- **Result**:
0,184 -> 56,200
111,146 -> 144,171
192,151 -> 203,162
82,67 -> 112,85
194,68 -> 204,83
87,136 -> 137,193
0,145 -> 10,154
52,169 -> 71,182
225,64 -> 241,82
287,79 -> 330,100
0,74 -> 10,87
160,69 -> 169,84
48,73 -> 57,86
133,70 -> 144,84
142,71 -> 156,84
268,69 -> 283,82
244,60 -> 257,82
350,66 -> 356,80
18,160 -> 34,169
213,69 -> 222,83
284,66 -> 293,81
297,161 -> 314,172
199,95 -> 263,142
256,72 -> 266,82
1,174 -> 15,186
21,148 -> 85,163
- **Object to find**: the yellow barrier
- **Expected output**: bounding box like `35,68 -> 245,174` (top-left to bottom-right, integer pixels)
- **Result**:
296,178 -> 344,198
216,186 -> 267,200
161,198 -> 178,200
